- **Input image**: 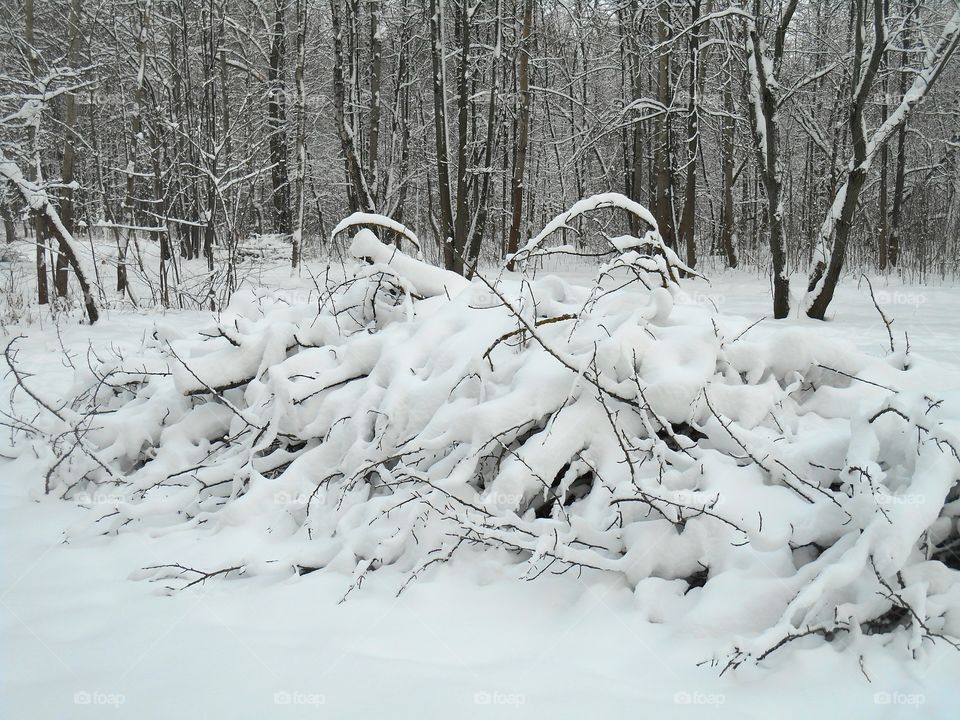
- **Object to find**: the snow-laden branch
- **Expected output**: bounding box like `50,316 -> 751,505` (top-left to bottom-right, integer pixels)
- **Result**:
511,192 -> 661,262
9,204 -> 958,672
349,229 -> 466,298
332,211 -> 423,256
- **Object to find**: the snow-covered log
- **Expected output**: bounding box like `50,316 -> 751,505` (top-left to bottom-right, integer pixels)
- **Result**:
349,229 -> 467,298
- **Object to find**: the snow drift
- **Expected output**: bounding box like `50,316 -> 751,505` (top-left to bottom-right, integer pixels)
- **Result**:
7,194 -> 960,671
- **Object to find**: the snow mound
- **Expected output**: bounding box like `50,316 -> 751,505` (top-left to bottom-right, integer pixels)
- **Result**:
7,196 -> 960,671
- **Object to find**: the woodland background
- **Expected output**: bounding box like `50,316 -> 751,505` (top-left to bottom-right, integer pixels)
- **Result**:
0,0 -> 958,320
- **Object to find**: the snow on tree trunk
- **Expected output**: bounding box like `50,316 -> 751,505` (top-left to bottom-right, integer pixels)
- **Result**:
0,150 -> 98,323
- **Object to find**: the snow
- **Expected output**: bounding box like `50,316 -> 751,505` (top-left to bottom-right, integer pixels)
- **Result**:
332,212 -> 423,256
349,229 -> 467,298
0,149 -> 92,308
511,192 -> 665,265
5,495 -> 952,719
3,262 -> 960,718
803,8 -> 960,310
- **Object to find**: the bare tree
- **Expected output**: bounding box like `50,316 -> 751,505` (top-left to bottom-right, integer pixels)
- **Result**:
743,0 -> 798,319
805,3 -> 960,318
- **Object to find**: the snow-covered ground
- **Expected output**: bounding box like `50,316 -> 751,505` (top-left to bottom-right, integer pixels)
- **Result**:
2,265 -> 959,719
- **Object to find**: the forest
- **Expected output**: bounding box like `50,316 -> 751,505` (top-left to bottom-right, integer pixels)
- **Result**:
1,0 -> 958,320
2,2 -> 960,719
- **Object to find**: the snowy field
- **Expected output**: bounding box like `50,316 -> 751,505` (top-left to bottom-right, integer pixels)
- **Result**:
2,261 -> 959,719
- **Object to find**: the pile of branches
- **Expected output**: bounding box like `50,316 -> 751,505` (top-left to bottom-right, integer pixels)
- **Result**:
6,194 -> 960,670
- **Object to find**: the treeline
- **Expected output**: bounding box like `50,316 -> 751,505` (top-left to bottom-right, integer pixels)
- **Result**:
0,0 -> 958,320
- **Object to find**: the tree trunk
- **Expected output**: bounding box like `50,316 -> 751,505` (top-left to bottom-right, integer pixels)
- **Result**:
889,121 -> 906,268
745,0 -> 798,319
24,0 -> 48,307
450,0 -> 471,275
719,65 -> 738,268
677,0 -> 703,270
805,0 -> 882,318
653,1 -> 675,248
877,0 -> 890,271
0,151 -> 98,323
0,199 -> 15,244
331,0 -> 374,212
367,0 -> 383,204
292,0 -> 307,269
268,0 -> 292,236
506,0 -> 534,271
888,2 -> 911,269
55,0 -> 84,298
805,1 -> 958,317
465,0 -> 502,274
877,95 -> 889,270
429,0 -> 455,270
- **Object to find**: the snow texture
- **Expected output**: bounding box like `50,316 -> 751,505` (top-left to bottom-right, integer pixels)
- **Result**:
5,199 -> 960,679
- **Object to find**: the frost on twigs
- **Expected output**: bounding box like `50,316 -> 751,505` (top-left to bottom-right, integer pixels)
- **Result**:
6,197 -> 960,670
